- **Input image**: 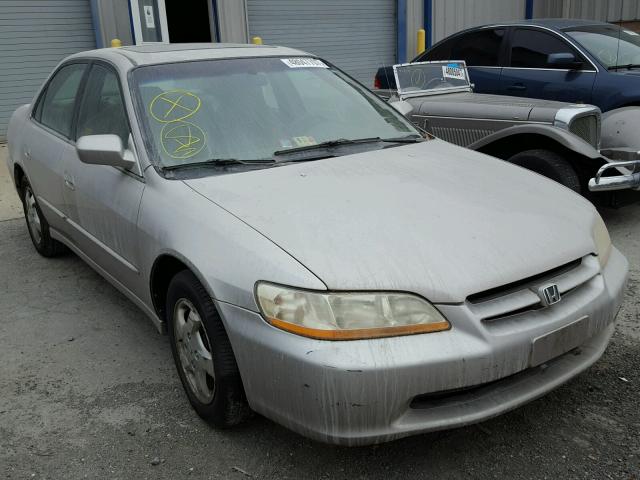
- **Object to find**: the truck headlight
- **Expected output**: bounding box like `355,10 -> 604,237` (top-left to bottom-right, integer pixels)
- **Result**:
255,283 -> 450,340
593,214 -> 612,268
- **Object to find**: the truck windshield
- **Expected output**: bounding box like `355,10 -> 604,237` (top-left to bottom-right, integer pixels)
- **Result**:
130,57 -> 418,168
565,25 -> 640,69
394,61 -> 471,97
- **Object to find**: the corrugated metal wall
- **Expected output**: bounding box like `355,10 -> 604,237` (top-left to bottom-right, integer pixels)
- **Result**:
246,0 -> 396,86
534,0 -> 640,22
0,0 -> 96,142
431,0 -> 525,43
94,0 -> 133,47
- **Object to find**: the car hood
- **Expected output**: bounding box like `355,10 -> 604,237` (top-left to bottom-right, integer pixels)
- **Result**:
184,140 -> 598,303
407,92 -> 572,123
616,70 -> 640,77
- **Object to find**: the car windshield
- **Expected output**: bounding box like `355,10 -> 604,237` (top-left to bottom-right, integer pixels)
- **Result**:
394,61 -> 471,96
565,25 -> 640,69
130,57 -> 418,168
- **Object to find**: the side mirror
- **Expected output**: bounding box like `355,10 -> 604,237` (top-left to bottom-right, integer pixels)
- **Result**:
547,52 -> 582,69
76,134 -> 136,170
389,100 -> 414,117
588,161 -> 640,192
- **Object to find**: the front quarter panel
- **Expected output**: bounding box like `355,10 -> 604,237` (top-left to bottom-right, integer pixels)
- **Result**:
593,71 -> 640,112
136,169 -> 327,319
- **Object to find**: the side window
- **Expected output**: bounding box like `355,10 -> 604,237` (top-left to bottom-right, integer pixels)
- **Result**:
76,64 -> 130,146
510,29 -> 579,69
419,39 -> 452,62
449,29 -> 505,66
37,63 -> 87,138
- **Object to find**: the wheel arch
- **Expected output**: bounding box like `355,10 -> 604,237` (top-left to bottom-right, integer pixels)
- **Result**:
149,253 -> 215,327
475,132 -> 605,179
13,164 -> 26,195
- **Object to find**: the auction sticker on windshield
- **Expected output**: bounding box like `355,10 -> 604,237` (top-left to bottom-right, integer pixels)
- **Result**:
442,64 -> 466,81
281,58 -> 328,68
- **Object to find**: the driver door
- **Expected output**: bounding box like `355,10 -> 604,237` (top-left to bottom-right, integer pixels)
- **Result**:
500,27 -> 596,103
59,62 -> 146,297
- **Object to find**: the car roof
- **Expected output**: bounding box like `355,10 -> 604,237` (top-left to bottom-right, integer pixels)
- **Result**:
473,18 -> 611,31
66,43 -> 313,67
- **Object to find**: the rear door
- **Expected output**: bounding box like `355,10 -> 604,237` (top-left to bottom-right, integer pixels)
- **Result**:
24,62 -> 88,233
500,27 -> 596,103
423,28 -> 506,94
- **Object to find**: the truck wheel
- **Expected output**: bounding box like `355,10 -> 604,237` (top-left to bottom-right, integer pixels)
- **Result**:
508,149 -> 581,193
167,270 -> 251,428
21,178 -> 67,257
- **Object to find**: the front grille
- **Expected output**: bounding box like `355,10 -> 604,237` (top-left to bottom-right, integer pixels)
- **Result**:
569,114 -> 599,148
429,126 -> 493,147
465,255 -> 600,322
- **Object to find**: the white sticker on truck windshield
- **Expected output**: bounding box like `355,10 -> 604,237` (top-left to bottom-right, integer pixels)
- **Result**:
281,58 -> 328,68
442,64 -> 466,80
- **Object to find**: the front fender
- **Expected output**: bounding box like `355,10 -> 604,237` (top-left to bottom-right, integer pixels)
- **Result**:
601,107 -> 640,155
469,124 -> 603,160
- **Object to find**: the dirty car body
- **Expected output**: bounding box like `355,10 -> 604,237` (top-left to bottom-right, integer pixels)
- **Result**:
6,45 -> 629,445
387,61 -> 636,193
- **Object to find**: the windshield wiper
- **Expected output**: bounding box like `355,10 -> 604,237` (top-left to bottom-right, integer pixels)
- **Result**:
161,158 -> 275,171
608,63 -> 640,70
273,135 -> 423,157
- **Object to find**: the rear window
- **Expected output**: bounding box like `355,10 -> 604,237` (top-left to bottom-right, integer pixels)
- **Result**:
449,28 -> 505,66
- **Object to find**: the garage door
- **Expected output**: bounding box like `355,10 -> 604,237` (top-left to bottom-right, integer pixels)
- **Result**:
0,0 -> 96,142
247,0 -> 396,87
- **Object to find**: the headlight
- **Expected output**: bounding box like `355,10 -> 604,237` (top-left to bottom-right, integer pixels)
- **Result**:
593,214 -> 612,268
255,283 -> 450,340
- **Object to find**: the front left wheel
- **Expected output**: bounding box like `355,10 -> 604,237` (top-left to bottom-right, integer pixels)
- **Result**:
166,270 -> 250,428
507,149 -> 581,193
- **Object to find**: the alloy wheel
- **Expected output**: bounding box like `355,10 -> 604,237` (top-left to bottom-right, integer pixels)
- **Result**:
173,298 -> 216,404
24,187 -> 42,245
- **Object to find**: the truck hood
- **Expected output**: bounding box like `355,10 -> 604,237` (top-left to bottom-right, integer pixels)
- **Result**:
184,140 -> 598,303
407,92 -> 574,123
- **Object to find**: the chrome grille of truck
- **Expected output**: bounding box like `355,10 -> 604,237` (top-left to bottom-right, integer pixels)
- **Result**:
430,126 -> 493,147
569,115 -> 599,148
466,255 -> 600,322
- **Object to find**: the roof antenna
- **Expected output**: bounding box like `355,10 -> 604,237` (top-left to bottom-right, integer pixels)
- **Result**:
615,0 -> 623,68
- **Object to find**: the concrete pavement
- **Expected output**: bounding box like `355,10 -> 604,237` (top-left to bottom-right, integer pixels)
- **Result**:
0,144 -> 23,221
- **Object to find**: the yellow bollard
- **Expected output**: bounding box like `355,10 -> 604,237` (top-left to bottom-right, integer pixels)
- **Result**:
251,36 -> 263,45
417,29 -> 426,55
110,38 -> 122,48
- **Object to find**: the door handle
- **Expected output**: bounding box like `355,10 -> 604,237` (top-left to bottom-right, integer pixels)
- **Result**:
64,174 -> 75,191
24,149 -> 31,159
507,83 -> 527,91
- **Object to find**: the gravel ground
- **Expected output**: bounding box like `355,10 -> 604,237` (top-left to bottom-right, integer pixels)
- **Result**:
0,187 -> 638,479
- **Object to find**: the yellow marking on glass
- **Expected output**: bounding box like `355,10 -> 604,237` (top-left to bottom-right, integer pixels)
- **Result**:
160,121 -> 206,159
292,136 -> 317,147
150,90 -> 202,123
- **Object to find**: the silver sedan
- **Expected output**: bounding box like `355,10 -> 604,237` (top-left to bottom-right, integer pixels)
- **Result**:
6,44 -> 628,446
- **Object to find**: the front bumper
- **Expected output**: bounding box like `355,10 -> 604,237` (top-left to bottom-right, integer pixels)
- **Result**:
218,248 -> 628,446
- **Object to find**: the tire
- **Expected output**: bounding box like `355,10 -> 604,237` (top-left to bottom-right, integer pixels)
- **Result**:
166,270 -> 250,428
507,149 -> 581,193
20,178 -> 67,257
